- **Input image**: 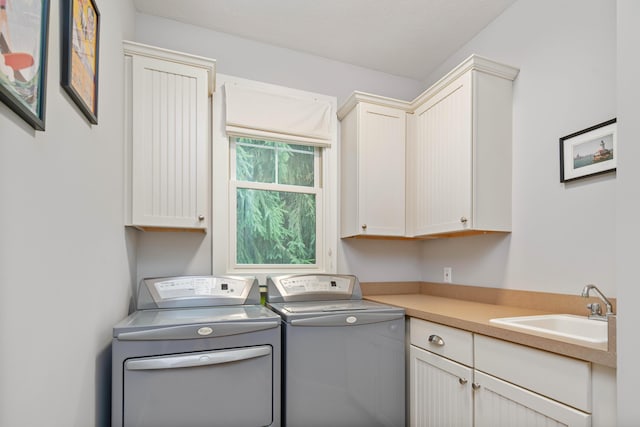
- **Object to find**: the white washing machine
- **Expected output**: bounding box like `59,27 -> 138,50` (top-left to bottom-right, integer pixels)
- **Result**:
267,274 -> 405,427
112,275 -> 281,427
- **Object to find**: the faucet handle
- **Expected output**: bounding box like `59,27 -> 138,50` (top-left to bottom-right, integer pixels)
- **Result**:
587,303 -> 602,316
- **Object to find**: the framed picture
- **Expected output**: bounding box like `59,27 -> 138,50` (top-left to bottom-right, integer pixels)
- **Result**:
0,0 -> 50,131
61,0 -> 99,124
559,118 -> 617,183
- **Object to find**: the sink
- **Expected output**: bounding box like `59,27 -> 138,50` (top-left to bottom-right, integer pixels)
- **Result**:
489,314 -> 608,344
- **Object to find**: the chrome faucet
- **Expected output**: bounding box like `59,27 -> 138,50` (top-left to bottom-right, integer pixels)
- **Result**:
581,284 -> 614,321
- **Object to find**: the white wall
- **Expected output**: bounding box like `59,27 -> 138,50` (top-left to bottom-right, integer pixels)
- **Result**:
0,1 -> 136,426
133,13 -> 426,283
418,0 -> 617,296
615,0 -> 640,423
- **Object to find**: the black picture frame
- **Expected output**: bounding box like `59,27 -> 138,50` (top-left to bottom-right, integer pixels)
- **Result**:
559,118 -> 617,183
61,0 -> 100,124
0,0 -> 50,131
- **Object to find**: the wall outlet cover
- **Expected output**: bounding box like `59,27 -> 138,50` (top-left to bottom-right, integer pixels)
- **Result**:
444,267 -> 452,283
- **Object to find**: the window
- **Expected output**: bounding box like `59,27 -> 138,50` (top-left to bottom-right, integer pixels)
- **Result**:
230,137 -> 322,268
214,76 -> 337,276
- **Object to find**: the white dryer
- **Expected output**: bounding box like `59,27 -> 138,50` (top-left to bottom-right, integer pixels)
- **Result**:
112,276 -> 281,427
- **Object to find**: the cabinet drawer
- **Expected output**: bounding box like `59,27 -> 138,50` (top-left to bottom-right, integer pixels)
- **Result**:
409,318 -> 473,366
474,335 -> 591,412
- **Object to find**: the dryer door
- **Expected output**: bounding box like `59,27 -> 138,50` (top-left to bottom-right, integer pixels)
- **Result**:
123,346 -> 273,427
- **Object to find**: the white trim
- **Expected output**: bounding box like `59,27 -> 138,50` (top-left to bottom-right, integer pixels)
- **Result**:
337,91 -> 412,120
228,162 -> 324,272
234,181 -> 319,195
226,126 -> 331,147
337,55 -> 520,118
123,40 -> 216,95
411,54 -> 519,108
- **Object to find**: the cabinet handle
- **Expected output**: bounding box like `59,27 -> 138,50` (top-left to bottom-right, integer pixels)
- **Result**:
198,215 -> 205,221
472,383 -> 481,390
460,217 -> 468,224
428,334 -> 445,346
459,378 -> 468,385
361,224 -> 367,230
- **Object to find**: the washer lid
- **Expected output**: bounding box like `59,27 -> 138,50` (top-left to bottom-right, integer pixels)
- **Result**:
274,300 -> 391,314
113,305 -> 280,336
269,300 -> 402,318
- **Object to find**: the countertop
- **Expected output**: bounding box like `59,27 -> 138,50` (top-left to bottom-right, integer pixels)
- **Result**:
364,289 -> 616,368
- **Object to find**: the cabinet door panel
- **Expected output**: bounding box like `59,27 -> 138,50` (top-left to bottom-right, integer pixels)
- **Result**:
131,56 -> 208,229
358,103 -> 406,236
474,371 -> 590,427
474,334 -> 591,412
410,345 -> 472,427
413,72 -> 472,235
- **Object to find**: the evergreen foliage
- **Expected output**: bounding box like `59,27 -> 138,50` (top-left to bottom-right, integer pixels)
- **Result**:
235,139 -> 316,264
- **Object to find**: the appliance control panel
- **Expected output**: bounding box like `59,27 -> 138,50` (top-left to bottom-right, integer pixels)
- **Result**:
153,276 -> 249,299
278,275 -> 351,294
266,274 -> 360,303
137,275 -> 259,309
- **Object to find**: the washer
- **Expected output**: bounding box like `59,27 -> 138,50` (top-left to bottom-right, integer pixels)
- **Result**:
112,275 -> 281,427
266,274 -> 405,427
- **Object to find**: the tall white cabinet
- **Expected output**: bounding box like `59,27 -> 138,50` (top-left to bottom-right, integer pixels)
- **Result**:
338,93 -> 410,237
123,41 -> 216,232
407,56 -> 519,237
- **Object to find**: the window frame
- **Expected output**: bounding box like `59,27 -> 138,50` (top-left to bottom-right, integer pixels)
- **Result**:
211,74 -> 337,278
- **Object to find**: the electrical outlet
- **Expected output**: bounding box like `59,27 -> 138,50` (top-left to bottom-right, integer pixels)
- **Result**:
443,267 -> 452,283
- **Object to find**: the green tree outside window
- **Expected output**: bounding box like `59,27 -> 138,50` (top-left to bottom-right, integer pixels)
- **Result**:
234,138 -> 317,265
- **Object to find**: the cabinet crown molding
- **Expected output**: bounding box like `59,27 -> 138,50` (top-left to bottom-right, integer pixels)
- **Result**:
338,54 -> 519,117
411,54 -> 519,108
123,40 -> 216,95
337,91 -> 411,120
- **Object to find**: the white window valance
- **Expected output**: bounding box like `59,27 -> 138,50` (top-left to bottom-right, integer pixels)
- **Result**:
224,83 -> 333,147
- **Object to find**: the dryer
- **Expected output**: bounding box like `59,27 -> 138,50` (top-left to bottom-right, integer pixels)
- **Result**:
112,275 -> 281,427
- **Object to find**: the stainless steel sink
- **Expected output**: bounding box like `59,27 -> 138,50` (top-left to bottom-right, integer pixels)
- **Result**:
489,314 -> 608,344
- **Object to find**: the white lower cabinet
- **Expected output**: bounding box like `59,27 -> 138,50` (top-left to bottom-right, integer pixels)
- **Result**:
410,345 -> 472,427
473,370 -> 590,427
408,318 -> 614,427
409,318 -> 474,427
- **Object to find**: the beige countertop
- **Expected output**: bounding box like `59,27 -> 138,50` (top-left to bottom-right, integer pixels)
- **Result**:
364,289 -> 616,368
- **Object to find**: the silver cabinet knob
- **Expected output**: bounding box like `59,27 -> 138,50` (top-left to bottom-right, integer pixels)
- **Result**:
459,378 -> 468,385
198,215 -> 205,221
472,383 -> 481,390
361,224 -> 367,230
428,334 -> 445,346
460,217 -> 468,223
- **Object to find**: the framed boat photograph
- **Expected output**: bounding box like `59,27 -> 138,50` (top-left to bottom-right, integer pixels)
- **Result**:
61,0 -> 100,124
0,0 -> 50,131
559,118 -> 617,183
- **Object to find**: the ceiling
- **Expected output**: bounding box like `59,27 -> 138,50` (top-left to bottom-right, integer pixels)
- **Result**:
133,0 -> 516,80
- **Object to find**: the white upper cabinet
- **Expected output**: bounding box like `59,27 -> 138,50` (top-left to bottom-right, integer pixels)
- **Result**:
123,41 -> 215,232
338,94 -> 409,237
407,56 -> 519,237
339,55 -> 518,239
